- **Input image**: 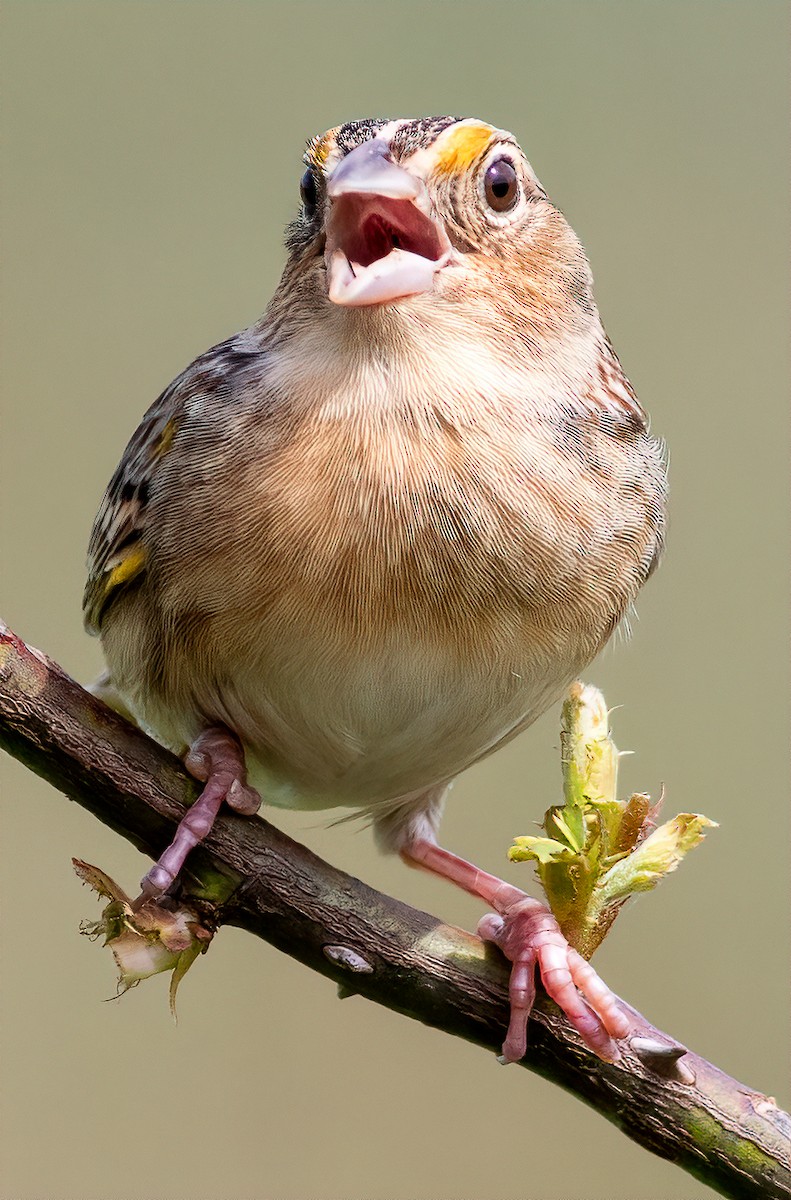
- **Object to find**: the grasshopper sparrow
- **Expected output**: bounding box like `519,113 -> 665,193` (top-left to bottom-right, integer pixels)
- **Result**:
85,117 -> 667,1062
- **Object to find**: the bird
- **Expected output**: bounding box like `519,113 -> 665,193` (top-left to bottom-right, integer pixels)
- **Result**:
84,116 -> 667,1064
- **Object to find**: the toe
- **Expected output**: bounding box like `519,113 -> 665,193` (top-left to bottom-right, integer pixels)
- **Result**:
479,895 -> 626,1064
568,949 -> 630,1040
536,942 -> 620,1061
477,913 -> 504,942
226,777 -> 261,815
500,954 -> 536,1064
184,747 -> 210,780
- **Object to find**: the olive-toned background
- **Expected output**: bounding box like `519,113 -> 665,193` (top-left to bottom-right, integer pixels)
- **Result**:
2,4 -> 788,1199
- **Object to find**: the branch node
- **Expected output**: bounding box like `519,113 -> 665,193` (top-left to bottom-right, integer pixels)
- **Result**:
324,944 -> 375,974
631,1036 -> 695,1083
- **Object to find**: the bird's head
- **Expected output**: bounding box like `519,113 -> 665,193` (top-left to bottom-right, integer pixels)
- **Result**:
273,117 -> 595,346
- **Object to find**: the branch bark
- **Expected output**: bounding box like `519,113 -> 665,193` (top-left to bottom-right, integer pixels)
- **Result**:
1,620 -> 788,1199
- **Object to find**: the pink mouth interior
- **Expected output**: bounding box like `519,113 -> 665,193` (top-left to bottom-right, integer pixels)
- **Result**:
330,195 -> 445,267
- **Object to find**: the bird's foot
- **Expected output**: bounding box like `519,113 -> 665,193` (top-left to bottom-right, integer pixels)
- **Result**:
133,726 -> 260,909
401,840 -> 629,1064
478,895 -> 630,1064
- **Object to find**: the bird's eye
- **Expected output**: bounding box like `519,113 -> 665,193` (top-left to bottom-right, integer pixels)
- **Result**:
483,159 -> 519,212
300,168 -> 318,217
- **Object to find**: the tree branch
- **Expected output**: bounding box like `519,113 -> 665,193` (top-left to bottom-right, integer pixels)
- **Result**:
1,621 -> 788,1199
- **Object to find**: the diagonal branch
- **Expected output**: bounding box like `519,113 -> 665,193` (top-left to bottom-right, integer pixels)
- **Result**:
1,620 -> 788,1199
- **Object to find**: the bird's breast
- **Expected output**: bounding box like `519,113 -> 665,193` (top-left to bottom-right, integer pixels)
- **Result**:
137,373 -> 661,807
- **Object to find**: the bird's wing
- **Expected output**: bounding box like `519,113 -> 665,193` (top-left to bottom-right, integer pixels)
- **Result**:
83,335 -> 255,634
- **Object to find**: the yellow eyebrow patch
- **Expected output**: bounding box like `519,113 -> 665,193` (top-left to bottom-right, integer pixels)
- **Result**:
307,127 -> 339,171
106,545 -> 146,593
433,122 -> 494,176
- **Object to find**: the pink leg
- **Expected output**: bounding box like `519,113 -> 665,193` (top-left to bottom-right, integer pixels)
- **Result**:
403,840 -> 630,1064
134,726 -> 260,908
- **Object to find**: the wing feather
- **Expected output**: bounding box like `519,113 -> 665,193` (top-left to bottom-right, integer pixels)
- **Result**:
83,335 -> 256,633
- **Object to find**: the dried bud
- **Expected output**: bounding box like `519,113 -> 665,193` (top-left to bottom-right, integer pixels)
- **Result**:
74,859 -> 213,1016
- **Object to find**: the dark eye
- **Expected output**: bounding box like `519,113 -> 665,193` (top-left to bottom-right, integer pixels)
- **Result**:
300,168 -> 318,217
484,159 -> 519,212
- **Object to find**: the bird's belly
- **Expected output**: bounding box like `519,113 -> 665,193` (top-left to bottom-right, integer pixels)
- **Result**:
193,609 -> 592,812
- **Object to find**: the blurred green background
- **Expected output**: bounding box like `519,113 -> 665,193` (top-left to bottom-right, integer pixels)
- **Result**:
2,3 -> 788,1199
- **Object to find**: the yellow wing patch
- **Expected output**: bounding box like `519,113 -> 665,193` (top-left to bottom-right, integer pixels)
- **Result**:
84,543 -> 147,633
433,121 -> 494,176
154,417 -> 178,459
106,545 -> 147,592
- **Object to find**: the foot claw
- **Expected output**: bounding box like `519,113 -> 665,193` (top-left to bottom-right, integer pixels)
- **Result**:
227,776 -> 261,816
184,747 -> 210,780
478,896 -> 627,1063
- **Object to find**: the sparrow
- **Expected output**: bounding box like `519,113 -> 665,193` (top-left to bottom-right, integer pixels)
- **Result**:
84,116 -> 667,1063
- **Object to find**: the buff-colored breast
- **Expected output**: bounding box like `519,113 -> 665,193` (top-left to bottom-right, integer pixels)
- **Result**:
100,319 -> 665,811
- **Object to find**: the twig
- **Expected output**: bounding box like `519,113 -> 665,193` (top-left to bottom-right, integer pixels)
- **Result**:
1,620 -> 788,1199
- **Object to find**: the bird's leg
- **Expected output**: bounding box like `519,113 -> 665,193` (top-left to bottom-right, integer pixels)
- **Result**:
134,725 -> 260,909
402,839 -> 630,1064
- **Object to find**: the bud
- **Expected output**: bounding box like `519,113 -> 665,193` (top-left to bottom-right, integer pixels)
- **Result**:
74,859 -> 213,1016
561,681 -> 618,809
508,682 -> 716,959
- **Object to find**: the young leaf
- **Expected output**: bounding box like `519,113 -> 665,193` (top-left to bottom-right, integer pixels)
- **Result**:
596,814 -> 718,908
508,836 -> 575,865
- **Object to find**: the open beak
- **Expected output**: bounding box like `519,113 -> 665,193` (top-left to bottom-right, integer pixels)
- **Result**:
324,140 -> 452,307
